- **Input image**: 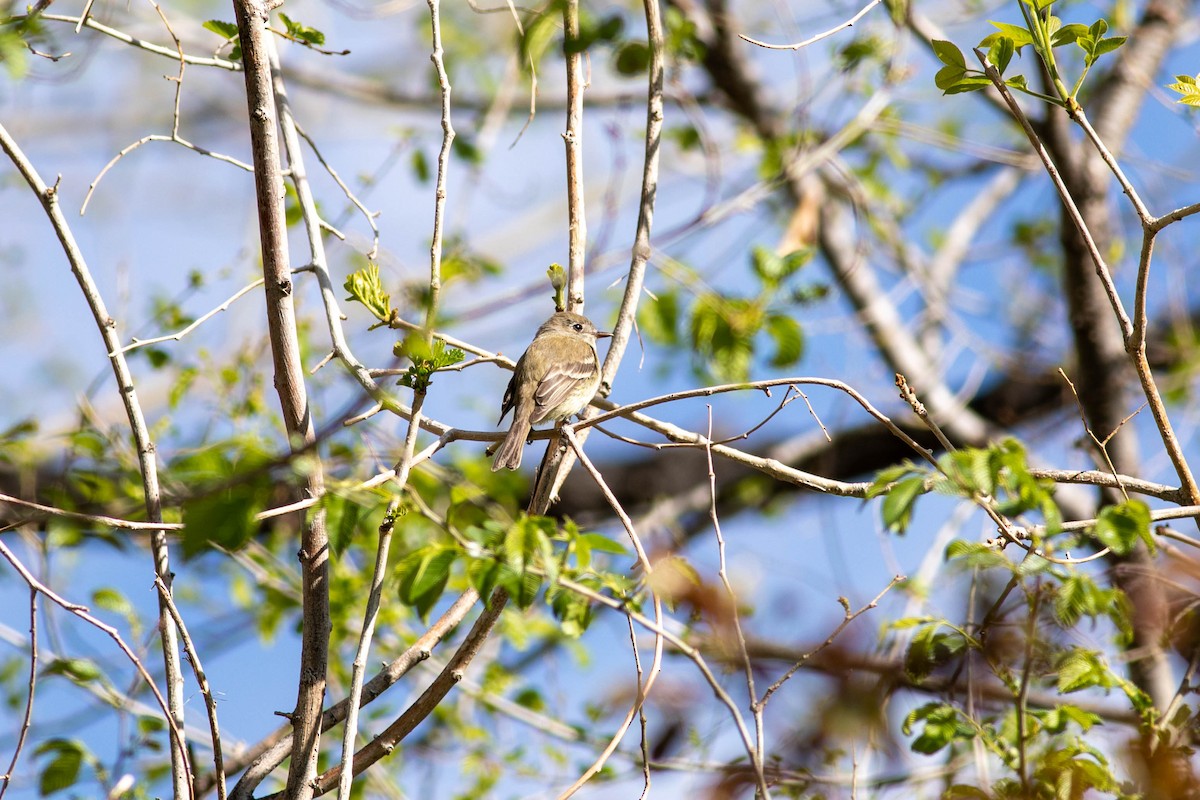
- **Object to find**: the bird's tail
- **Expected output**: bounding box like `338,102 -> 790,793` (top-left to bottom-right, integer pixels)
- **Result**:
491,420 -> 531,471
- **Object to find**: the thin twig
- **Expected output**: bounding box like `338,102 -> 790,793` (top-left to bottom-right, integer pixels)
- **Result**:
337,390 -> 427,800
276,590 -> 509,798
0,540 -> 193,796
82,134 -> 254,215
334,501 -> 399,800
1058,368 -> 1133,502
30,14 -> 241,69
0,589 -> 37,800
0,121 -> 190,800
759,577 -> 904,706
703,406 -> 765,788
109,278 -> 265,356
552,573 -> 771,798
738,0 -> 881,50
425,0 -> 454,331
222,590 -> 480,798
154,577 -> 227,800
557,426 -> 665,798
291,120 -> 380,260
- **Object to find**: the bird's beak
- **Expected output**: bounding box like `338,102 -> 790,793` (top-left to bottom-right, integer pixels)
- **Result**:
596,330 -> 612,339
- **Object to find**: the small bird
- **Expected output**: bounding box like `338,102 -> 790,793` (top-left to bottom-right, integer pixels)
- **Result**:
492,311 -> 611,471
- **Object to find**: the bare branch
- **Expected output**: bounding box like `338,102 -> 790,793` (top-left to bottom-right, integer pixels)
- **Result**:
562,0 -> 587,313
0,589 -> 37,800
0,121 -> 189,799
154,577 -> 227,800
0,540 -> 193,797
229,3 -> 330,796
739,0 -> 881,51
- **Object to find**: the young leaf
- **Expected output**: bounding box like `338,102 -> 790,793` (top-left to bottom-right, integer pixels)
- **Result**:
35,739 -> 88,796
931,39 -> 966,69
988,35 -> 1015,74
1051,22 -> 1088,46
881,475 -> 926,534
397,545 -> 458,619
1091,499 -> 1151,556
901,702 -> 975,754
343,263 -> 393,322
934,64 -> 967,91
987,21 -> 1035,48
765,314 -> 804,368
865,462 -> 921,500
278,12 -> 326,46
203,19 -> 239,39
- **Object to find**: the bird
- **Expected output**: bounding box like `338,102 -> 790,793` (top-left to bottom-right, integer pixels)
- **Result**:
492,311 -> 611,471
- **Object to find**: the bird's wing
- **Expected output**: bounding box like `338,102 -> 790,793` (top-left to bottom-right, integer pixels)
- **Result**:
531,350 -> 596,423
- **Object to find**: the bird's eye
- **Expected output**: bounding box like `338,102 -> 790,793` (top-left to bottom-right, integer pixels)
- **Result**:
573,323 -> 583,332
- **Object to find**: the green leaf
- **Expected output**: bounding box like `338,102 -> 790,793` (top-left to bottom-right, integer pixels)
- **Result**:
35,739 -> 87,796
986,21 -> 1035,48
901,702 -> 975,754
467,557 -> 514,605
865,462 -> 921,500
578,532 -> 630,556
764,314 -> 804,368
1056,649 -> 1109,693
1040,704 -> 1102,734
881,475 -> 926,534
323,492 -> 370,558
988,35 -> 1015,74
343,263 -> 393,322
934,64 -> 968,91
750,245 -> 811,286
905,623 -> 966,681
943,76 -> 993,94
452,136 -> 483,165
393,335 -> 466,391
548,582 -> 594,637
396,545 -> 457,620
504,516 -> 553,576
1051,22 -> 1088,46
278,12 -> 326,45
1087,18 -> 1109,38
566,12 -> 624,54
688,294 -> 762,382
91,588 -> 136,622
42,658 -> 103,685
1091,499 -> 1151,556
203,19 -> 239,39
521,9 -> 560,67
1088,35 -> 1125,62
411,149 -> 430,183
181,484 -> 263,557
637,289 -> 680,346
931,39 -> 966,68
944,539 -> 1013,571
612,40 -> 650,76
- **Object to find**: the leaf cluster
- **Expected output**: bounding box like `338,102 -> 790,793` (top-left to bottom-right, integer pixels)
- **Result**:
395,514 -> 631,639
393,335 -> 465,392
638,246 -> 817,382
932,2 -> 1126,106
